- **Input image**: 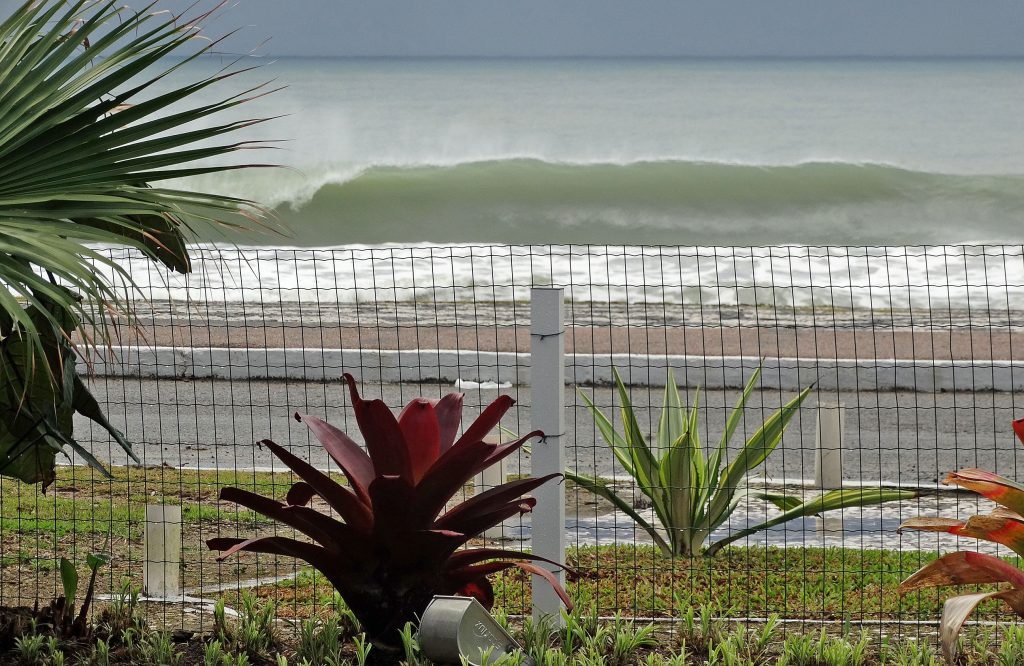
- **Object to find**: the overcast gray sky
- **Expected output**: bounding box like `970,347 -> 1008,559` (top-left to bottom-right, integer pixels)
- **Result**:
168,1 -> 1024,58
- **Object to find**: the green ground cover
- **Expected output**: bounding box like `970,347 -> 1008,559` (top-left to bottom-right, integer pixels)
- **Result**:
249,545 -> 1007,623
1,466 -> 1013,626
0,465 -> 311,540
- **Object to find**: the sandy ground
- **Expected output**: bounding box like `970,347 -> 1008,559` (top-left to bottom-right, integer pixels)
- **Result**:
84,300 -> 1024,360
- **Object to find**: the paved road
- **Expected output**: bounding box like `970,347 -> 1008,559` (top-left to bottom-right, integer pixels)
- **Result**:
72,376 -> 1024,486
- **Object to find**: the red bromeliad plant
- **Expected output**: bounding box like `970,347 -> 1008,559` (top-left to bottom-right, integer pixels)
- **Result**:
897,417 -> 1024,663
208,375 -> 572,650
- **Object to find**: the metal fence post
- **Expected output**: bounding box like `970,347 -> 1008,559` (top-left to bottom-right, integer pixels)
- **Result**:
530,287 -> 566,626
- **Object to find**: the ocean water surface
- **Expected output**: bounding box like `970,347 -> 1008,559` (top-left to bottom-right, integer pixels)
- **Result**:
141,57 -> 1024,306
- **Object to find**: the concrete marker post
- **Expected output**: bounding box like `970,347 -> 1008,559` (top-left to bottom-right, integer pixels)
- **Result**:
143,504 -> 182,600
474,437 -> 507,540
814,401 -> 845,535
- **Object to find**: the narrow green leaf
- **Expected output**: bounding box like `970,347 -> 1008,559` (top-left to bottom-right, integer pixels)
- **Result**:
704,385 -> 813,530
756,492 -> 805,512
565,470 -> 671,554
60,557 -> 78,603
660,430 -> 696,554
656,367 -> 685,458
576,387 -> 634,476
705,488 -> 916,556
612,368 -> 659,496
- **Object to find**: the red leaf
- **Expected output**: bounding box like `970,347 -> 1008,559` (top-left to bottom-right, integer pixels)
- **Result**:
398,399 -> 441,484
456,577 -> 495,609
369,474 -> 419,535
294,412 -> 374,502
286,482 -> 317,506
438,499 -> 536,542
448,560 -> 573,611
433,393 -> 464,453
207,536 -> 332,570
940,588 -> 1024,663
436,474 -> 561,532
414,438 -> 498,523
473,429 -> 544,478
944,469 -> 1024,516
453,395 -> 515,449
344,374 -> 412,480
219,487 -> 368,556
1013,417 -> 1024,446
415,430 -> 545,524
900,511 -> 1024,558
261,440 -> 373,533
445,547 -> 578,579
391,529 -> 467,568
899,551 -> 1024,595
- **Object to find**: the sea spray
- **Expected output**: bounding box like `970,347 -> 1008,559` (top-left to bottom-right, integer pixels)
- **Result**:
96,244 -> 1024,312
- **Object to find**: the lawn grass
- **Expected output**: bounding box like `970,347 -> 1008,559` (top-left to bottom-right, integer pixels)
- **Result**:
1,466 -> 1013,627
249,544 -> 1011,623
0,465 -> 335,599
0,465 -> 321,539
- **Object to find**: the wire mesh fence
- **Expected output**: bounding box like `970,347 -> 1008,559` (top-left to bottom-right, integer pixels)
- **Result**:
4,244 -> 1024,637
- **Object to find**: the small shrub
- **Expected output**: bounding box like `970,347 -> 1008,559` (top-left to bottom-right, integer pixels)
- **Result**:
235,592 -> 277,657
882,638 -> 941,666
14,633 -> 46,665
90,637 -> 111,666
296,618 -> 343,666
211,377 -> 572,651
607,613 -> 658,666
998,625 -> 1024,666
139,631 -> 183,666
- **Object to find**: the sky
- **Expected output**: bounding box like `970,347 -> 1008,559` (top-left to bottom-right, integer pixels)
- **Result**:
165,0 -> 1024,58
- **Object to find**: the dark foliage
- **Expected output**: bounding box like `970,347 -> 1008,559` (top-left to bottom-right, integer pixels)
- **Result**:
209,375 -> 572,650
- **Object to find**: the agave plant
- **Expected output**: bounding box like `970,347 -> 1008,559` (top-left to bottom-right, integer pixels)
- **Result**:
209,375 -> 573,652
897,417 -> 1024,664
568,366 -> 914,558
0,0 -> 273,483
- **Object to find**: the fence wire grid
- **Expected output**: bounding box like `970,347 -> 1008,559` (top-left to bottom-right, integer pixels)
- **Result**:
3,244 -> 1024,638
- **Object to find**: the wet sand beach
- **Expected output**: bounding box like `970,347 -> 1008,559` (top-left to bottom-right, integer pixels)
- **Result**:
94,300 -> 1024,361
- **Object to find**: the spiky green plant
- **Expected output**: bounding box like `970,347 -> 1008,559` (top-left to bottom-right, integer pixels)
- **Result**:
568,365 -> 914,557
0,0 -> 274,485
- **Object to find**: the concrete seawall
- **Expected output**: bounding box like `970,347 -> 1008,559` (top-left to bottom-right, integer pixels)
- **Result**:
80,346 -> 1024,392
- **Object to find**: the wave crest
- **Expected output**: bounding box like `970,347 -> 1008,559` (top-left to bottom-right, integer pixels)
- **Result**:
197,159 -> 1024,245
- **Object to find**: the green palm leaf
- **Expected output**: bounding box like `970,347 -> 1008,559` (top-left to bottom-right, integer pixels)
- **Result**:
0,0 -> 277,483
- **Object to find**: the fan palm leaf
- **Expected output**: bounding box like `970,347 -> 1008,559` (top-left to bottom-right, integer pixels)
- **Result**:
0,0 -> 276,483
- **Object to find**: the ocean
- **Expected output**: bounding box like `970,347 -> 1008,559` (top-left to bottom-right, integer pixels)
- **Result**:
141,57 -> 1024,308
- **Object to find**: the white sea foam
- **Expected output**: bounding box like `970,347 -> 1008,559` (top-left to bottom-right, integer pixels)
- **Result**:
101,243 -> 1024,312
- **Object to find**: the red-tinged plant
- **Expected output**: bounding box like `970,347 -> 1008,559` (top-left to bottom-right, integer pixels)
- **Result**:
208,375 -> 572,651
897,417 -> 1024,663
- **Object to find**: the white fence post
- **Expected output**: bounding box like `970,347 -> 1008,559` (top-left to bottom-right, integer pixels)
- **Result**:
814,401 -> 845,535
143,504 -> 182,600
530,287 -> 566,626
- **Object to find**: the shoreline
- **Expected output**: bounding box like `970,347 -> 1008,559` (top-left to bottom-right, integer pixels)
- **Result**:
102,324 -> 1024,361
74,300 -> 1024,361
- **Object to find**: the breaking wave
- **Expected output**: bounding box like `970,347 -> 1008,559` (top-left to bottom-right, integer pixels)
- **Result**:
197,158 -> 1024,246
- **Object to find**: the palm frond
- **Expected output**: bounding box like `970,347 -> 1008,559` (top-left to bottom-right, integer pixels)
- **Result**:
0,0 -> 278,482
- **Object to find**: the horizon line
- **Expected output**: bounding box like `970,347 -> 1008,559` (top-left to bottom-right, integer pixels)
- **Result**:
190,53 -> 1024,61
